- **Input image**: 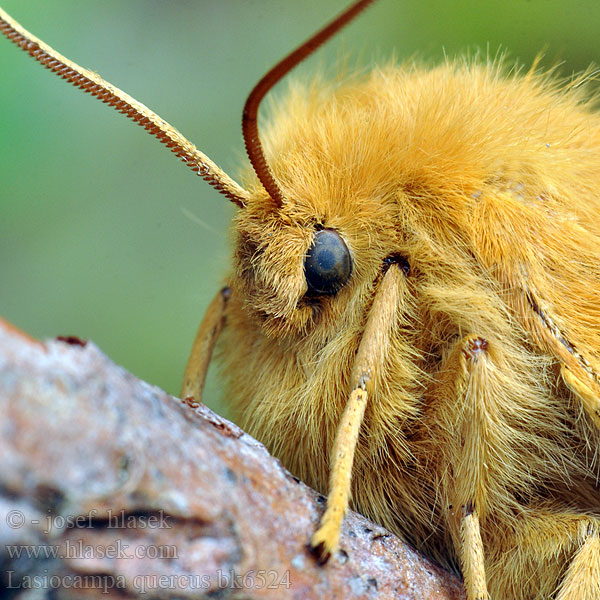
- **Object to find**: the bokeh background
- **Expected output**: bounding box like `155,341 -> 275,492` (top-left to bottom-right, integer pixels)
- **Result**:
1,0 -> 599,417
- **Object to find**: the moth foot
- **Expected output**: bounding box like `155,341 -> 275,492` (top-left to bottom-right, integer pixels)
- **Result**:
181,396 -> 200,409
309,522 -> 340,565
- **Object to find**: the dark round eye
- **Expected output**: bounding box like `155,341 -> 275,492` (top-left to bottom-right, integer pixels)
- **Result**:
304,229 -> 353,296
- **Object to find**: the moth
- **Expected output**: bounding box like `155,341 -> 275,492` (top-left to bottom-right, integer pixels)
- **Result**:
3,2 -> 600,599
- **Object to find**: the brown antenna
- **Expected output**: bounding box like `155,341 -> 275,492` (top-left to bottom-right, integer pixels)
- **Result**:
242,0 -> 377,208
0,8 -> 250,208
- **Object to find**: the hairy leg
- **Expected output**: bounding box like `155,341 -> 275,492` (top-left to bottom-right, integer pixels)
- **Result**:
181,287 -> 231,401
487,511 -> 600,600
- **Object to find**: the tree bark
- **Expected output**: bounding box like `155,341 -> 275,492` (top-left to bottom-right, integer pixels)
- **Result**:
0,317 -> 464,599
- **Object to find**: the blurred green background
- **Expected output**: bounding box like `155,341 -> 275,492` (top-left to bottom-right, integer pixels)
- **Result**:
1,0 -> 599,417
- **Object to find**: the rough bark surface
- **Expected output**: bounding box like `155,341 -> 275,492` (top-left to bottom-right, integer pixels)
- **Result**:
0,318 -> 465,599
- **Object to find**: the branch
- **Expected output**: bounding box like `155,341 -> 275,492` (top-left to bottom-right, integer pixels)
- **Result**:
0,317 -> 465,599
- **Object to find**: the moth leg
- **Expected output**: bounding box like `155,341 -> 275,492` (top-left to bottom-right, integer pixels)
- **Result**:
430,334 -> 495,600
460,504 -> 489,600
455,335 -> 491,600
181,286 -> 231,402
310,265 -> 403,564
487,512 -> 600,599
309,384 -> 368,564
556,524 -> 600,600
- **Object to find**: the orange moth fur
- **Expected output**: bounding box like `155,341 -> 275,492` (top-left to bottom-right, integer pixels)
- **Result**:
220,62 -> 600,599
4,2 -> 600,599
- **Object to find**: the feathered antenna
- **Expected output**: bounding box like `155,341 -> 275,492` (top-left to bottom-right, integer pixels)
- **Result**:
0,8 -> 249,208
1,1 -> 376,209
242,0 -> 376,208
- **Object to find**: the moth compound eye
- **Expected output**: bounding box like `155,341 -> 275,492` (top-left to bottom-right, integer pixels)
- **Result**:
304,229 -> 353,296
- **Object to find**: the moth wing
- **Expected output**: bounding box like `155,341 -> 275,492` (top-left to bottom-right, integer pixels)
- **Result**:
523,286 -> 600,426
475,190 -> 600,427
